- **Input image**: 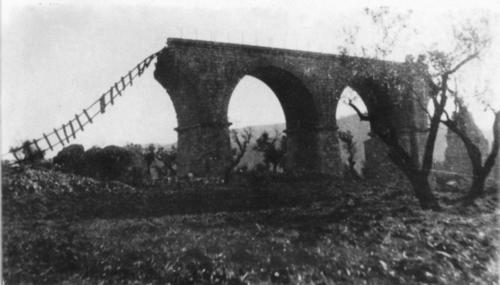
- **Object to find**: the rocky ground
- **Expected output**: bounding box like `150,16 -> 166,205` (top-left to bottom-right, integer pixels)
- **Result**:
2,167 -> 499,284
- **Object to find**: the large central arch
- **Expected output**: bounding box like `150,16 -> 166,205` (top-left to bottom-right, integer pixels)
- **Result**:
224,66 -> 320,172
154,38 -> 431,177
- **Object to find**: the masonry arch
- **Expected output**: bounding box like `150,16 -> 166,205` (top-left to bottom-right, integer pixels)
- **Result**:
335,86 -> 371,176
224,65 -> 319,130
247,66 -> 319,131
154,39 -> 433,177
227,75 -> 285,170
227,75 -> 285,129
225,65 -> 321,172
346,75 -> 413,134
336,77 -> 426,179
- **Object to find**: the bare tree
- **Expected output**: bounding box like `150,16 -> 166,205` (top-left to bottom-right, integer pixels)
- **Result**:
342,8 -> 440,209
254,131 -> 286,173
157,146 -> 177,177
230,127 -> 253,170
413,18 -> 496,204
340,8 -> 497,209
439,97 -> 499,202
338,130 -> 359,179
144,144 -> 156,178
348,97 -> 441,209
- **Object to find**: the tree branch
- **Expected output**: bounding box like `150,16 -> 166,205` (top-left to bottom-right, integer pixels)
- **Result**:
348,100 -> 370,121
482,111 -> 500,174
231,130 -> 244,153
445,52 -> 480,76
441,118 -> 483,175
422,75 -> 449,173
414,95 -> 432,121
442,108 -> 452,122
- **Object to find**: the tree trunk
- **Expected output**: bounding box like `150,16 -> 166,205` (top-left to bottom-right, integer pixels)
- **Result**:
444,111 -> 500,204
406,171 -> 441,210
350,103 -> 441,210
224,166 -> 232,184
465,172 -> 487,202
378,130 -> 441,210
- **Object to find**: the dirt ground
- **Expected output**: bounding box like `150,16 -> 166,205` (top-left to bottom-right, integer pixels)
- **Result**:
3,168 -> 499,284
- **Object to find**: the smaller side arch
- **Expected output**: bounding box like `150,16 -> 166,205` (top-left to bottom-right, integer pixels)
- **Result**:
346,74 -> 431,171
335,86 -> 371,177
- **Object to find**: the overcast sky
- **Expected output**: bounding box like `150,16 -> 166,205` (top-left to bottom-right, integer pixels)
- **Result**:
2,0 -> 499,158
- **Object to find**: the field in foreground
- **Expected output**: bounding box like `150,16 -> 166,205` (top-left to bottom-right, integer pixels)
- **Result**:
2,168 -> 499,284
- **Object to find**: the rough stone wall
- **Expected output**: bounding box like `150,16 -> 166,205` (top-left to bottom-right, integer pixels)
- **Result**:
443,108 -> 490,177
176,124 -> 231,177
154,38 -> 432,178
363,136 -> 406,181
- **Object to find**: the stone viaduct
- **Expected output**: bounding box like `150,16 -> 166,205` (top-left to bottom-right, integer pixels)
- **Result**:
154,38 -> 432,177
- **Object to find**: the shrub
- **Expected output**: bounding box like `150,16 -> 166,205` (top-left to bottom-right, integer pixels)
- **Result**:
81,146 -> 135,182
53,144 -> 85,174
123,148 -> 148,186
254,131 -> 286,173
52,144 -> 149,185
81,146 -> 103,178
96,146 -> 133,181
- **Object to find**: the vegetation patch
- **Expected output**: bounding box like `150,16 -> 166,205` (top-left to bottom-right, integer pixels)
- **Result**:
3,168 -> 499,284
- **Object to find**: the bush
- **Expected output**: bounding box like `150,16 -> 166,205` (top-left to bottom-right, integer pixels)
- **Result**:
52,144 -> 156,186
122,148 -> 148,186
53,144 -> 85,174
54,144 -> 180,186
76,146 -> 142,183
80,146 -> 101,178
254,132 -> 286,173
92,146 -> 133,181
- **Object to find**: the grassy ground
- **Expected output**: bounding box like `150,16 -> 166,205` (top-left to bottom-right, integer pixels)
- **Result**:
2,168 -> 499,284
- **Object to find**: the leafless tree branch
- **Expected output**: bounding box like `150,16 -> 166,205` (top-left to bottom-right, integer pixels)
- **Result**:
445,52 -> 480,76
348,100 -> 370,121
